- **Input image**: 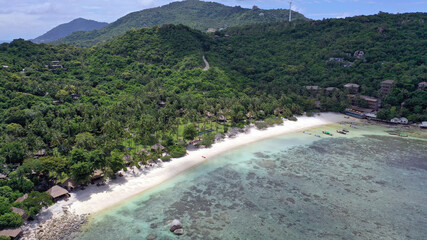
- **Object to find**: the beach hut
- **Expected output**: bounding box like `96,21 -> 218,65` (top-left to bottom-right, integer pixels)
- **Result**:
14,193 -> 28,203
47,185 -> 70,201
34,149 -> 46,158
151,144 -> 165,152
137,149 -> 150,155
61,178 -> 77,191
0,228 -> 23,239
91,170 -> 104,181
11,207 -> 28,221
123,155 -> 133,165
218,115 -> 227,123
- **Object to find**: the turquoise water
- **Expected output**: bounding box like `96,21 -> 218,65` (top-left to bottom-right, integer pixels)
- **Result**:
75,125 -> 427,240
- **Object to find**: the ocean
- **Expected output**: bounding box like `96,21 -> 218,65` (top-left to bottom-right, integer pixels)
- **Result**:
74,124 -> 427,240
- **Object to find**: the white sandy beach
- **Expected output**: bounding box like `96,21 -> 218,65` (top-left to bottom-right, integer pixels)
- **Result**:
50,113 -> 348,216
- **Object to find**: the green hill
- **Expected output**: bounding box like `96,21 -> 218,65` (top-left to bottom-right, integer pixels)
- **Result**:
31,18 -> 108,44
54,0 -> 307,47
0,13 -> 426,210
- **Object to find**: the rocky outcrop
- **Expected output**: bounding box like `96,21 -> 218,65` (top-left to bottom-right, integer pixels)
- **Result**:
170,219 -> 184,235
174,229 -> 184,235
21,213 -> 89,240
170,219 -> 182,232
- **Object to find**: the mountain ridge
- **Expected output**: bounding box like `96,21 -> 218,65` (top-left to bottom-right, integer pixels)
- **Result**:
31,18 -> 108,44
54,0 -> 307,47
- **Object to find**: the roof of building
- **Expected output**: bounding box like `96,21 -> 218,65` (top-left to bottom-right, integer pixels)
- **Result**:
123,155 -> 133,163
11,207 -> 26,218
0,173 -> 6,179
344,83 -> 360,88
47,185 -> 69,199
381,80 -> 395,84
360,95 -> 379,102
151,144 -> 165,151
62,178 -> 77,190
0,227 -> 22,238
14,193 -> 28,203
419,81 -> 427,86
137,149 -> 150,155
91,170 -> 104,180
35,149 -> 46,157
305,86 -> 320,90
325,87 -> 337,91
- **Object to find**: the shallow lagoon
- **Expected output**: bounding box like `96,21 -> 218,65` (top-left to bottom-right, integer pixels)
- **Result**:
75,124 -> 427,240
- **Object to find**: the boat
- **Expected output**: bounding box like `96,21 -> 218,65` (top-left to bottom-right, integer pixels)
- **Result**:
398,134 -> 408,137
342,129 -> 349,133
303,131 -> 312,135
387,132 -> 399,135
314,134 -> 321,138
350,125 -> 358,129
322,131 -> 333,136
336,130 -> 347,135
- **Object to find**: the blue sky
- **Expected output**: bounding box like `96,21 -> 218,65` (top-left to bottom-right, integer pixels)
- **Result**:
0,0 -> 426,40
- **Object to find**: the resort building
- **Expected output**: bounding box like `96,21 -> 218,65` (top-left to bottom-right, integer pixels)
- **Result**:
391,117 -> 409,124
380,80 -> 395,96
14,193 -> 28,203
0,228 -> 23,239
344,83 -> 359,94
151,143 -> 165,152
360,95 -> 380,111
62,178 -> 77,191
11,207 -> 28,221
47,185 -> 70,201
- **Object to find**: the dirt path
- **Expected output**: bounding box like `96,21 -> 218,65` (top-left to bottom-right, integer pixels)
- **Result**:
203,55 -> 210,71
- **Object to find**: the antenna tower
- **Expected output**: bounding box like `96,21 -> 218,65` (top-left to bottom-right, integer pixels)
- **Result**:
289,0 -> 293,22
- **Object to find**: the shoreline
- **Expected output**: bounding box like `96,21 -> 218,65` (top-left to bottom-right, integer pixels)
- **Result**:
25,112 -> 349,229
63,112 -> 348,216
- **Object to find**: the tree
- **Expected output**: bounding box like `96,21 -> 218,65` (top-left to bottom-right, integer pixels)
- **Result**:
6,123 -> 25,138
70,162 -> 93,184
0,197 -> 11,215
70,148 -> 87,164
22,191 -> 53,217
87,150 -> 106,170
0,212 -> 23,228
0,141 -> 25,164
75,132 -> 96,150
7,172 -> 34,193
40,156 -> 69,175
183,124 -> 197,141
108,150 -> 125,174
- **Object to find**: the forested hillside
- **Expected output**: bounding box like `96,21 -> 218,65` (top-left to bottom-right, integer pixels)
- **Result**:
0,12 -> 426,228
54,0 -> 306,47
208,12 -> 427,120
31,18 -> 108,44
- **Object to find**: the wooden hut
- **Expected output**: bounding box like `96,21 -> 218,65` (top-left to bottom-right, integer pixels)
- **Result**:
47,185 -> 70,201
123,155 -> 133,165
218,115 -> 227,122
151,144 -> 165,152
14,193 -> 28,203
137,149 -> 150,155
11,207 -> 28,221
0,228 -> 23,239
91,170 -> 104,181
61,178 -> 77,191
34,149 -> 46,158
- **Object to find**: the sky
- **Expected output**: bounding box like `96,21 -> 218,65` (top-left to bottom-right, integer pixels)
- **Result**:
0,0 -> 426,41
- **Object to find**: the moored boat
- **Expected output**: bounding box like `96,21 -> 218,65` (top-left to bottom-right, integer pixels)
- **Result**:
322,131 -> 333,136
336,130 -> 347,135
